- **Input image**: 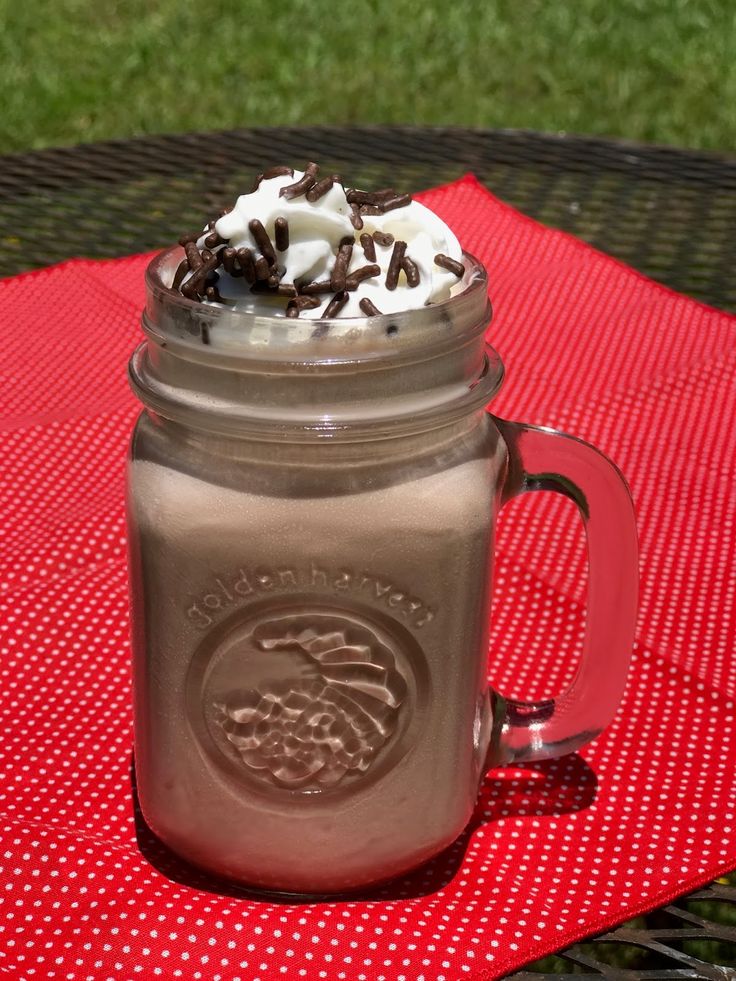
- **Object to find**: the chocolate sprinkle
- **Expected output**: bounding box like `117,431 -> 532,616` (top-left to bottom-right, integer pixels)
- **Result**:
249,219 -> 277,266
182,251 -> 220,299
380,193 -> 411,212
435,253 -> 465,277
349,203 -> 364,230
330,239 -> 353,291
263,165 -> 295,180
221,247 -> 238,276
346,188 -> 397,205
205,285 -> 223,303
251,281 -> 297,297
372,230 -> 394,247
359,297 -> 382,317
299,280 -> 333,295
204,230 -> 224,249
201,324 -> 210,345
345,264 -> 381,290
348,188 -> 411,216
171,258 -> 189,291
178,231 -> 201,246
181,272 -> 210,300
254,256 -> 271,281
274,217 -> 289,252
323,291 -> 349,318
184,241 -> 203,271
236,248 -> 256,283
360,233 -> 376,262
286,295 -> 321,318
280,162 -> 319,200
401,256 -> 420,287
385,241 -> 407,291
306,175 -> 337,202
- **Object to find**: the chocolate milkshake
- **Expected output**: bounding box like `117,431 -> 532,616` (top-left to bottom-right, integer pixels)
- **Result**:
127,164 -> 638,894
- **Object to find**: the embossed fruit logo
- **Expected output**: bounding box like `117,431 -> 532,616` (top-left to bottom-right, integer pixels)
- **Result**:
206,611 -> 408,791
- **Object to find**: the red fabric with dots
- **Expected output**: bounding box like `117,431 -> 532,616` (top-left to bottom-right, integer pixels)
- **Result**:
1,176 -> 735,980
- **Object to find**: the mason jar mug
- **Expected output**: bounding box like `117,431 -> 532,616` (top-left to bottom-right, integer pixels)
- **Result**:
126,248 -> 638,895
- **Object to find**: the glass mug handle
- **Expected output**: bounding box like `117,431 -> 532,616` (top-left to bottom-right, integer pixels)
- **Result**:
491,416 -> 639,765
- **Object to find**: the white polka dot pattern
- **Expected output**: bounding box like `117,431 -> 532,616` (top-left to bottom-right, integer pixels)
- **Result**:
0,178 -> 734,980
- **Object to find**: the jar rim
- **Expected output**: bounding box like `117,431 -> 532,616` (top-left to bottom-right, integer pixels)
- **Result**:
143,246 -> 495,368
133,246 -> 504,440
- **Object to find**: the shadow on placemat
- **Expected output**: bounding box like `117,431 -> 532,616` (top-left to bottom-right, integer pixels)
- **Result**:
131,757 -> 736,970
130,754 -> 597,904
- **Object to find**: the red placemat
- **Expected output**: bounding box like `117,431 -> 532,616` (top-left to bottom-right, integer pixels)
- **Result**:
1,176 -> 734,980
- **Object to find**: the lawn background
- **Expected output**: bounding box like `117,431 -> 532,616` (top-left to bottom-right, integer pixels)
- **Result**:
1,0 -> 734,153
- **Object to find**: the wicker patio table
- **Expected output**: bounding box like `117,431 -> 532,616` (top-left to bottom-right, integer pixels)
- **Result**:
1,125 -> 734,978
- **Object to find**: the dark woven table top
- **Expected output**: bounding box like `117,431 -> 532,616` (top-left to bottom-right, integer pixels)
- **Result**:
1,126 -> 734,977
3,125 -> 736,314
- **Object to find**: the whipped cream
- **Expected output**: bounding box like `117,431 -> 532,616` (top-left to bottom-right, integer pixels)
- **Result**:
181,168 -> 465,319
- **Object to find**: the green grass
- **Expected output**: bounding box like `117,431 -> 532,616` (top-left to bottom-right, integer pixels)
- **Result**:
1,0 -> 735,153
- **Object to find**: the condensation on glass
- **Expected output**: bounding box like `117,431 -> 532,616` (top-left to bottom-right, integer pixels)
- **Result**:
126,248 -> 638,895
